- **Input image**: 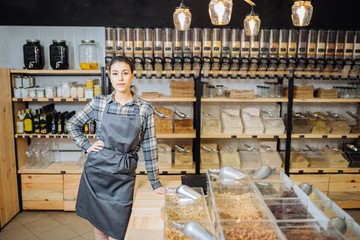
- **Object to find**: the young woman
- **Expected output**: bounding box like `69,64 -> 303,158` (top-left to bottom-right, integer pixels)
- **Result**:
67,56 -> 165,240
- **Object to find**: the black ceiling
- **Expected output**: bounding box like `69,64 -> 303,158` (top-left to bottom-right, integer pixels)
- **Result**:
0,0 -> 358,29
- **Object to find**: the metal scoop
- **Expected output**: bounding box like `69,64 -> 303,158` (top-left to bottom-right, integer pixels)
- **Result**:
326,145 -> 339,152
346,144 -> 358,152
243,144 -> 255,151
202,112 -> 214,118
330,216 -> 347,234
262,110 -> 275,118
299,182 -> 313,195
174,110 -> 189,119
154,109 -> 169,118
175,145 -> 190,153
223,111 -> 239,118
326,111 -> 341,119
252,166 -> 276,180
202,146 -> 219,152
172,221 -> 216,240
346,111 -> 359,119
260,144 -> 273,151
176,185 -> 202,199
219,166 -> 247,180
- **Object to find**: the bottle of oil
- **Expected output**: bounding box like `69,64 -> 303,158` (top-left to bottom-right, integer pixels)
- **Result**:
24,108 -> 34,133
16,110 -> 24,134
39,109 -> 47,134
34,109 -> 40,134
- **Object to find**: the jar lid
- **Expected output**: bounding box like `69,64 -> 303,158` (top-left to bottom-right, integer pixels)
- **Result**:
208,85 -> 215,88
52,40 -> 66,43
82,40 -> 95,43
26,39 -> 40,43
86,79 -> 94,82
216,85 -> 224,87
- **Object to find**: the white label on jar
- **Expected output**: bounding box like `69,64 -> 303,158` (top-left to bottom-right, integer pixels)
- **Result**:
21,88 -> 28,98
14,88 -> 22,98
70,87 -> 77,98
77,87 -> 85,98
17,121 -> 24,134
29,88 -> 36,98
22,77 -> 31,88
36,89 -> 45,98
15,76 -> 23,88
45,87 -> 54,98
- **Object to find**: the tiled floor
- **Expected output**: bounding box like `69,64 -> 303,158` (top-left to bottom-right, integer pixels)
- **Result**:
0,211 -> 95,240
1,209 -> 360,240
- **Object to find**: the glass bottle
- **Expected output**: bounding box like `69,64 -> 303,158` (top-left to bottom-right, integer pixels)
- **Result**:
105,27 -> 115,65
241,29 -> 250,62
16,111 -> 24,134
23,40 -> 44,70
115,28 -> 124,57
124,28 -> 134,60
34,109 -> 40,134
24,109 -> 34,134
134,28 -> 144,63
50,40 -> 69,70
79,40 -> 98,70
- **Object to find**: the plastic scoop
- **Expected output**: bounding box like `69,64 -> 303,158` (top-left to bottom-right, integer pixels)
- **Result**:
252,166 -> 276,180
219,166 -> 247,180
176,185 -> 202,200
172,221 -> 216,240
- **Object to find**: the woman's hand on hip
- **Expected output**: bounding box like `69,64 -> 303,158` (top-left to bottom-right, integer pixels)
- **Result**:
86,140 -> 105,153
153,187 -> 166,195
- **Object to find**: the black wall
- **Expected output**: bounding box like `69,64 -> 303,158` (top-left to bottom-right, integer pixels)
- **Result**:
0,0 -> 359,29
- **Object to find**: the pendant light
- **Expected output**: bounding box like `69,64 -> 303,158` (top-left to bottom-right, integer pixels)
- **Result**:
243,5 -> 261,36
173,0 -> 192,31
291,0 -> 313,27
208,0 -> 233,25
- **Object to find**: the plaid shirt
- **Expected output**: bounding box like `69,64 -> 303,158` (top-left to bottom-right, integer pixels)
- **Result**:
67,91 -> 162,189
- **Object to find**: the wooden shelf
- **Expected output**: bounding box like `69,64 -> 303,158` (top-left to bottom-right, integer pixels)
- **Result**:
201,133 -> 286,139
136,166 -> 195,174
15,133 -> 196,139
293,98 -> 360,103
291,134 -> 360,139
201,97 -> 288,103
18,161 -> 83,174
142,96 -> 196,102
11,69 -> 101,75
290,167 -> 360,174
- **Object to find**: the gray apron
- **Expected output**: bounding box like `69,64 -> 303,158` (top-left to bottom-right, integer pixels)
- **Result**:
76,102 -> 140,240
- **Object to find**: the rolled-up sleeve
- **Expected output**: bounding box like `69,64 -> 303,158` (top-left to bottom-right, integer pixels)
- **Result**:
67,99 -> 95,153
142,106 -> 162,190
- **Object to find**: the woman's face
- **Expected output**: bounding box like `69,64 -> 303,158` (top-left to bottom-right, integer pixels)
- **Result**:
109,62 -> 134,94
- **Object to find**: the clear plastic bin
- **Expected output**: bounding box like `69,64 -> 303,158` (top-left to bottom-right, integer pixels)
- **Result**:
200,143 -> 220,169
154,106 -> 173,134
255,181 -> 296,199
174,145 -> 193,169
208,181 -> 259,199
219,147 -> 241,168
221,109 -> 243,134
239,150 -> 262,169
158,143 -> 172,168
264,198 -> 314,221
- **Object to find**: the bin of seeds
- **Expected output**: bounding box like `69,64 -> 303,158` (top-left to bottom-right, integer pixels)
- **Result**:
303,145 -> 329,168
322,145 -> 350,168
202,112 -> 221,134
154,107 -> 173,134
219,146 -> 241,168
158,143 -> 172,168
262,111 -> 285,134
281,149 -> 310,168
290,112 -> 312,134
241,106 -> 264,134
259,145 -> 283,168
174,110 -> 193,134
305,111 -> 332,134
221,109 -> 243,134
239,145 -> 262,169
200,143 -> 220,169
326,112 -> 352,134
174,145 -> 193,169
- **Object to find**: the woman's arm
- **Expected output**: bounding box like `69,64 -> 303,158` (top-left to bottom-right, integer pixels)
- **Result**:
142,106 -> 162,190
67,99 -> 95,153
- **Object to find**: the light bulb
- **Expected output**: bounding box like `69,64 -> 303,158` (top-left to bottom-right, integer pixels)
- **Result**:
209,0 -> 233,25
173,2 -> 192,31
291,1 -> 313,27
244,13 -> 261,36
296,6 -> 306,25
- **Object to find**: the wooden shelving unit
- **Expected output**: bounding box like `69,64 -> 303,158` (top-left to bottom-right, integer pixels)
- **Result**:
291,133 -> 360,139
201,97 -> 288,103
201,133 -> 287,139
290,167 -> 360,174
10,69 -> 101,75
293,98 -> 360,103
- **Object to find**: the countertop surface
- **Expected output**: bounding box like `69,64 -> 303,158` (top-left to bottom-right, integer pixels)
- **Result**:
125,175 -> 181,240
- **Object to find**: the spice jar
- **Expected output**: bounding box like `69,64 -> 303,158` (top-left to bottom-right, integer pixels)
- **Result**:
15,76 -> 23,88
50,40 -> 69,70
70,86 -> 78,98
94,84 -> 101,92
45,86 -> 54,98
23,39 -> 44,69
56,85 -> 62,97
79,40 -> 98,70
62,83 -> 70,98
77,85 -> 85,98
215,85 -> 225,97
86,79 -> 94,89
22,76 -> 31,88
85,89 -> 94,98
21,88 -> 29,98
14,88 -> 22,98
29,88 -> 36,98
208,85 -> 215,98
36,88 -> 45,98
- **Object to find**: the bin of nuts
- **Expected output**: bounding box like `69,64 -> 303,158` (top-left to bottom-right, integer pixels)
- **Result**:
174,110 -> 193,134
154,107 -> 173,134
174,145 -> 193,169
200,143 -> 220,169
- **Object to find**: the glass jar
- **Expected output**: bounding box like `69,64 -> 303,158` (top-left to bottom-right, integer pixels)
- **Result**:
208,85 -> 216,98
215,84 -> 225,97
13,88 -> 22,98
208,0 -> 233,25
23,39 -> 44,69
21,88 -> 28,98
70,86 -> 78,98
56,85 -> 62,97
29,88 -> 36,98
36,88 -> 45,98
15,76 -> 23,88
79,40 -> 98,70
94,84 -> 102,92
50,40 -> 69,70
62,83 -> 70,98
45,86 -> 54,98
77,85 -> 85,98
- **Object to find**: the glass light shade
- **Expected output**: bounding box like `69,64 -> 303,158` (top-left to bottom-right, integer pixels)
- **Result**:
244,14 -> 261,36
173,6 -> 192,31
291,1 -> 313,27
208,0 -> 233,25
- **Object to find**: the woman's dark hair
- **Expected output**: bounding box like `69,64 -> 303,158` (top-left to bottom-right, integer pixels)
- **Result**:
108,56 -> 135,73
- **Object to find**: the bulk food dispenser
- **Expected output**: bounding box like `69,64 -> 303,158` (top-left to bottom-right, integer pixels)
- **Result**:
349,31 -> 360,79
192,28 -> 202,77
202,28 -> 212,77
323,30 -> 337,79
287,29 -> 298,78
268,29 -> 279,78
240,29 -> 250,77
211,28 -> 222,77
305,29 -> 317,78
124,28 -> 134,60
278,29 -> 289,77
183,29 -> 192,77
173,29 -> 183,78
164,28 -> 173,79
221,28 -> 231,78
114,28 -> 124,57
333,30 -> 346,79
295,29 -> 308,78
144,28 -> 154,78
105,27 -> 115,66
154,28 -> 164,78
249,34 -> 260,76
134,28 -> 144,77
230,29 -> 241,78
343,30 -> 355,79
259,29 -> 270,78
315,30 -> 327,79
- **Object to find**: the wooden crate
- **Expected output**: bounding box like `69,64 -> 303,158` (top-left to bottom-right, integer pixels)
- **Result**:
290,174 -> 330,195
328,174 -> 360,209
63,174 -> 81,211
21,174 -> 64,210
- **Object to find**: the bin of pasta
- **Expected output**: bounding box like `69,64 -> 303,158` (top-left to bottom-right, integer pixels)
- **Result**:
221,109 -> 243,134
200,143 -> 220,169
239,145 -> 262,169
241,107 -> 264,134
303,145 -> 329,168
154,107 -> 173,134
158,143 -> 172,168
344,144 -> 360,167
290,112 -> 312,134
209,181 -> 258,199
214,198 -> 273,220
174,110 -> 193,134
305,111 -> 332,134
259,145 -> 283,168
174,145 -> 193,169
202,112 -> 221,134
281,148 -> 309,168
218,220 -> 284,240
326,112 -> 352,134
219,146 -> 241,168
278,221 -> 345,240
262,110 -> 285,134
322,145 -> 350,168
